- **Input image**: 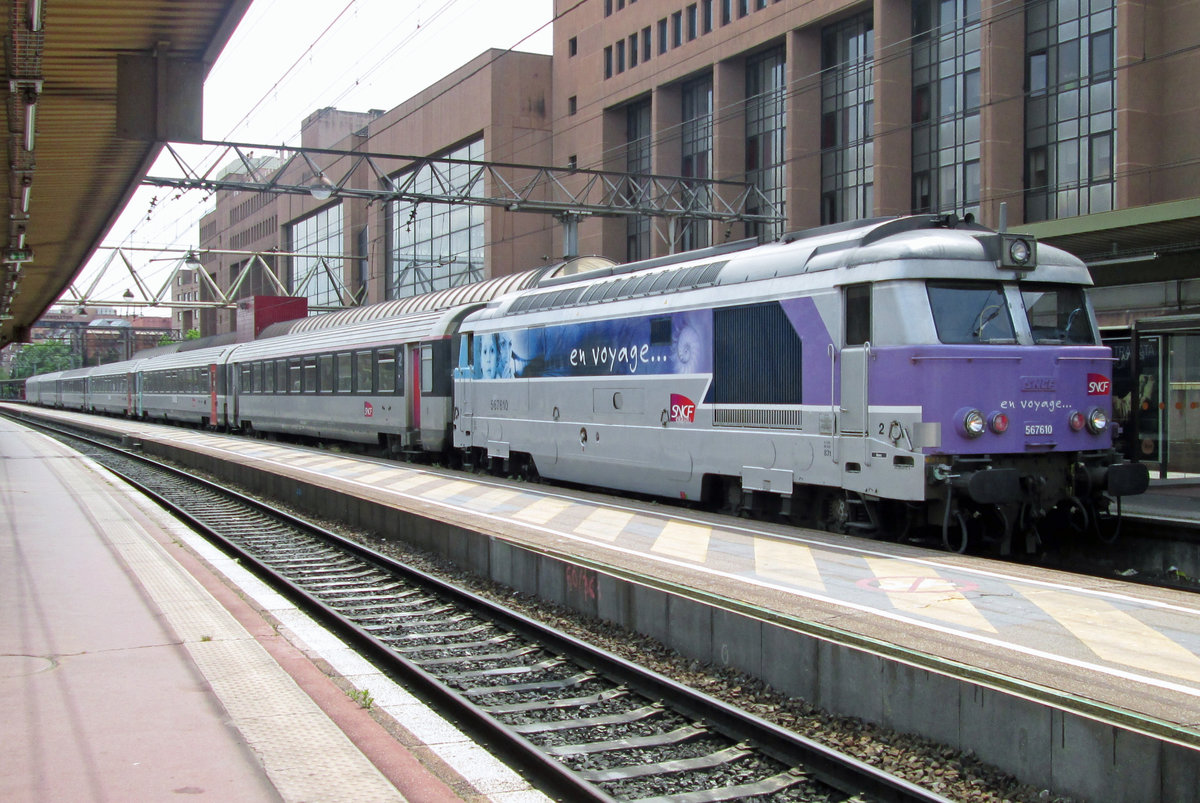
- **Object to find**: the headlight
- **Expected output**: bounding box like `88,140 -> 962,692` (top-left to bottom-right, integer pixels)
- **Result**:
1069,411 -> 1086,432
961,408 -> 985,438
1009,238 -> 1031,265
989,412 -> 1009,434
999,234 -> 1037,269
1087,407 -> 1108,434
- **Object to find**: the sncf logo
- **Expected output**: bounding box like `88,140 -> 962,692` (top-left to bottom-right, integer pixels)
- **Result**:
1087,373 -> 1111,396
670,393 -> 696,423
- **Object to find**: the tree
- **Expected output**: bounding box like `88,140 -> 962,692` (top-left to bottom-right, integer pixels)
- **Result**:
184,328 -> 201,340
10,340 -> 75,379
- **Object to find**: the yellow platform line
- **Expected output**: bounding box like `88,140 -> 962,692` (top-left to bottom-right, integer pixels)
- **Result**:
754,538 -> 825,591
353,468 -> 404,485
470,487 -> 524,512
1021,587 -> 1200,683
651,520 -> 711,563
865,558 -> 998,634
384,473 -> 440,491
575,508 -> 634,542
422,479 -> 476,501
513,496 -> 574,525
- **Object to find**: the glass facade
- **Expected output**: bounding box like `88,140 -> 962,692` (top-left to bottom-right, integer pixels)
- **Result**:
626,98 -> 653,261
680,74 -> 714,251
911,0 -> 981,218
820,14 -> 874,225
387,138 -> 486,299
288,204 -> 344,310
1024,0 -> 1116,222
745,47 -> 786,239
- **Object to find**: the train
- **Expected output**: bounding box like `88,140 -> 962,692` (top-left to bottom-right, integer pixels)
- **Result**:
23,215 -> 1149,553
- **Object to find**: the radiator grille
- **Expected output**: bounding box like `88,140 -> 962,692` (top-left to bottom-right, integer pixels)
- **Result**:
712,408 -> 803,429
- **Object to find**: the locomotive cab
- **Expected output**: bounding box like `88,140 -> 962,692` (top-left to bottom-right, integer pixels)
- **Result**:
840,223 -> 1149,552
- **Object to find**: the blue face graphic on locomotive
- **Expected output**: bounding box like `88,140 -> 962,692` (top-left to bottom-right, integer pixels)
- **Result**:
471,309 -> 715,380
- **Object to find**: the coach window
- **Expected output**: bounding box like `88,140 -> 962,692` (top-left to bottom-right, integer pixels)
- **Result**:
303,357 -> 318,393
336,352 -> 353,393
288,358 -> 302,393
356,351 -> 374,393
421,346 -> 434,394
239,364 -> 252,393
845,284 -> 871,346
318,354 -> 334,393
377,349 -> 397,395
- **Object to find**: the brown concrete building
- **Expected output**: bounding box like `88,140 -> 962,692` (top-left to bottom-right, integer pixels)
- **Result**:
185,51 -> 556,336
181,0 -> 1200,468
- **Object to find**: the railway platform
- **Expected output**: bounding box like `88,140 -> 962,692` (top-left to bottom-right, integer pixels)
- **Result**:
6,403 -> 1200,802
0,414 -> 548,802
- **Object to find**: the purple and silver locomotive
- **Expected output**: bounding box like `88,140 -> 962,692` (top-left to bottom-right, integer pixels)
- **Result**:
454,215 -> 1149,552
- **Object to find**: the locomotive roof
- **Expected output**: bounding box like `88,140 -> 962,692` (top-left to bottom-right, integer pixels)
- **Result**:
468,215 -> 1091,323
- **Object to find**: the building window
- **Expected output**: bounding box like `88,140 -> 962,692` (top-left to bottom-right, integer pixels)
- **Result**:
641,27 -> 651,62
288,204 -> 343,310
910,0 -> 981,220
568,36 -> 578,57
672,11 -> 683,47
658,18 -> 668,54
746,47 -> 787,239
625,99 -> 652,261
616,39 -> 625,73
629,34 -> 639,67
1024,0 -> 1116,221
687,4 -> 698,40
568,95 -> 577,115
387,138 -> 486,300
821,14 -> 874,226
604,45 -> 613,79
702,0 -> 713,33
680,75 -> 714,251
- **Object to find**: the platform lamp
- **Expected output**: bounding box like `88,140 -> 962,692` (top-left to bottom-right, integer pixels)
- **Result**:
310,172 -> 335,201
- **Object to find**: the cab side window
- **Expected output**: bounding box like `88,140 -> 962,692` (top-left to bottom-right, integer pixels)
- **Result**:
845,284 -> 871,346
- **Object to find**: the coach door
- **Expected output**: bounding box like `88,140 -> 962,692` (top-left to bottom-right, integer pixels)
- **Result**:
839,284 -> 872,466
208,363 -> 219,426
454,334 -> 474,439
408,345 -> 424,437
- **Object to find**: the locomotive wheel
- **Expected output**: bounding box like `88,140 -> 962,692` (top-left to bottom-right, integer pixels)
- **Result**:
819,490 -> 852,534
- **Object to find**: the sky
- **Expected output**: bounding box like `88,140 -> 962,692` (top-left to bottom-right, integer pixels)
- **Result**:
79,0 -> 554,308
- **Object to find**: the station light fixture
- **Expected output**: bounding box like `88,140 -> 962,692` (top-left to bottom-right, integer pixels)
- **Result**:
309,172 -> 335,201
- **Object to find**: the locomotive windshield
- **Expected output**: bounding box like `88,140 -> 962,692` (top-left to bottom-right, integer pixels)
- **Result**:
927,281 -> 1016,344
1019,284 -> 1097,345
927,281 -> 1097,345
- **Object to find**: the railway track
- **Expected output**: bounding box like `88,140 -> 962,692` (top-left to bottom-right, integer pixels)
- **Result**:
26,416 -> 949,803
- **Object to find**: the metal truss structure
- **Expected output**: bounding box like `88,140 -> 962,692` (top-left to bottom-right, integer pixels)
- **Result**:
62,246 -> 363,315
71,139 -> 783,313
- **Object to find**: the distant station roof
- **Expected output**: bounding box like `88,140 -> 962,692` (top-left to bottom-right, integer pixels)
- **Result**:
0,1 -> 252,349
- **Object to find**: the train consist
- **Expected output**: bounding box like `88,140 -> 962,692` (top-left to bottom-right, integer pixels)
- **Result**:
25,215 -> 1148,553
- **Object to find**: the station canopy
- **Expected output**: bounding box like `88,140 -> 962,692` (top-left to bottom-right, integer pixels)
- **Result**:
0,1 -> 252,349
